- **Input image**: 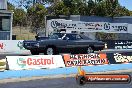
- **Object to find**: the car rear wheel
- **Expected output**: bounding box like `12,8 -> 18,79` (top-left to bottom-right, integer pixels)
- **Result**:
87,47 -> 94,53
30,50 -> 39,55
44,47 -> 56,55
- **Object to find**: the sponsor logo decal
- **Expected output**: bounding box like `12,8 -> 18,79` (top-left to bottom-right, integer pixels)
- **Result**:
114,53 -> 132,63
0,43 -> 6,50
17,41 -> 25,50
17,58 -> 26,68
17,57 -> 54,68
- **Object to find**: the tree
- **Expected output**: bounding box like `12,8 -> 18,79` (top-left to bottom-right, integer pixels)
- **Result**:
114,5 -> 130,16
49,1 -> 70,16
78,2 -> 87,15
27,4 -> 47,33
13,8 -> 27,26
7,2 -> 15,11
96,32 -> 118,40
130,11 -> 132,16
7,2 -> 26,26
70,0 -> 83,15
62,0 -> 86,15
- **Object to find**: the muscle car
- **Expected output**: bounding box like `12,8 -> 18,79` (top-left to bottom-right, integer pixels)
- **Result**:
23,33 -> 105,55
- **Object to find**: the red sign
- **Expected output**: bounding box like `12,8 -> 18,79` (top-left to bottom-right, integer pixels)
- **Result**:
76,74 -> 131,85
63,53 -> 109,67
86,74 -> 130,82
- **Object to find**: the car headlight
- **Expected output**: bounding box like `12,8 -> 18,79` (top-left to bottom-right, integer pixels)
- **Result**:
24,43 -> 29,46
34,43 -> 39,47
24,43 -> 27,46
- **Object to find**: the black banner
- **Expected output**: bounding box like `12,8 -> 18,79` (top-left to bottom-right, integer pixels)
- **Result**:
103,40 -> 132,49
102,40 -> 132,64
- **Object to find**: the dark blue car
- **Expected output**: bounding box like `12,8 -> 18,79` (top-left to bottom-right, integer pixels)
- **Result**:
23,33 -> 105,55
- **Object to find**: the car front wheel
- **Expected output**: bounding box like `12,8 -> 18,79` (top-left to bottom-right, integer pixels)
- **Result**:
30,50 -> 39,55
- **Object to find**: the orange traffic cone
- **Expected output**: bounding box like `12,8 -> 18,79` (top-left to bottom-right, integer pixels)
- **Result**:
78,66 -> 86,76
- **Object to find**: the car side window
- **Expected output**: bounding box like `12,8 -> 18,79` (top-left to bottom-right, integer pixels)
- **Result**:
76,35 -> 82,40
50,35 -> 59,39
63,34 -> 83,40
63,37 -> 69,40
65,34 -> 76,40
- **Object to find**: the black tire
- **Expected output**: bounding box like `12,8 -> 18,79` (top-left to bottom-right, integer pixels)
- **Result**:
30,50 -> 39,55
99,47 -> 104,51
86,46 -> 94,54
44,47 -> 56,55
76,76 -> 86,86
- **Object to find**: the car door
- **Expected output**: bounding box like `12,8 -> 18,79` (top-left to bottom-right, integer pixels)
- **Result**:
73,34 -> 93,53
53,39 -> 68,53
72,35 -> 84,53
54,34 -> 76,54
63,34 -> 78,54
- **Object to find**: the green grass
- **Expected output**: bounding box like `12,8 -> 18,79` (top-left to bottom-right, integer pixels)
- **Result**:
13,26 -> 36,40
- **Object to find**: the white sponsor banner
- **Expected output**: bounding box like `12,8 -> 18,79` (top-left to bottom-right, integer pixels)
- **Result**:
6,55 -> 65,70
47,19 -> 73,34
47,19 -> 129,33
104,23 -> 128,33
0,40 -> 30,54
78,22 -> 105,32
128,24 -> 132,33
114,53 -> 132,63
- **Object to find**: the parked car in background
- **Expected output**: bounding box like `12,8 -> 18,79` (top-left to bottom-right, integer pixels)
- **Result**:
23,33 -> 105,55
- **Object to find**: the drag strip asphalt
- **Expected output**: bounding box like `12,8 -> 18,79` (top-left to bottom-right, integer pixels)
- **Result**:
0,71 -> 132,88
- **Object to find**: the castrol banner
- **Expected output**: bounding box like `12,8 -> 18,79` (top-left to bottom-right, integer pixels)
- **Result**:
6,55 -> 65,70
63,53 -> 109,67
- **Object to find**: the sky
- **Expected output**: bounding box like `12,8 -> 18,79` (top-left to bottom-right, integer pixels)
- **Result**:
8,0 -> 132,11
119,0 -> 132,11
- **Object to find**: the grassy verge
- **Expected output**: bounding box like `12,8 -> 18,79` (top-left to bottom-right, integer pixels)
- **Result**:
13,26 -> 36,40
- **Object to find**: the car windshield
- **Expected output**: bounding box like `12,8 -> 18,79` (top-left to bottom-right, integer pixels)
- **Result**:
49,33 -> 64,39
64,34 -> 79,40
80,34 -> 92,40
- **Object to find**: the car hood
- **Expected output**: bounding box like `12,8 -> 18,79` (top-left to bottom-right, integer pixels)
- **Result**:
23,40 -> 37,43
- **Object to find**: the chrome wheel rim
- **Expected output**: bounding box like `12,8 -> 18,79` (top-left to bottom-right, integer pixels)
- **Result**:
87,47 -> 93,53
47,48 -> 53,55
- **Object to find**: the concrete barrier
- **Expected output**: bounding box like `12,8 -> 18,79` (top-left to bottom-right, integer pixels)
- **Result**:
0,63 -> 131,79
0,40 -> 30,54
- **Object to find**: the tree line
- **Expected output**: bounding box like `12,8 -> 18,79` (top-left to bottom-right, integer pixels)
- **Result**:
7,0 -> 131,39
